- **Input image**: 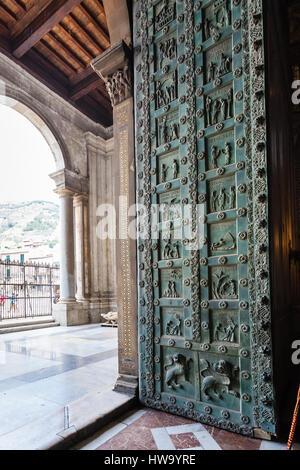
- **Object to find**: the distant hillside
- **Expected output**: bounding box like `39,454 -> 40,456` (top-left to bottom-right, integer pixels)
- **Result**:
0,201 -> 59,248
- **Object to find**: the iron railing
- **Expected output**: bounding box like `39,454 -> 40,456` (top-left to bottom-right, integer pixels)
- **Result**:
0,260 -> 60,320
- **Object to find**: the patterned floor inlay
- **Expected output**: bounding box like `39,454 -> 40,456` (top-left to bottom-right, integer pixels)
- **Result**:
74,408 -> 300,451
87,408 -> 294,451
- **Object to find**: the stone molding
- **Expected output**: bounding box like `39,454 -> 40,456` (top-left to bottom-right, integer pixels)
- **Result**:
50,169 -> 89,195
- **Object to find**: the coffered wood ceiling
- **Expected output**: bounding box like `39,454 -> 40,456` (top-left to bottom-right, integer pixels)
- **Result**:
0,0 -> 113,126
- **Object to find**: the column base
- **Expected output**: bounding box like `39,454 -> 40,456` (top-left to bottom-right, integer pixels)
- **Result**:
53,301 -> 89,326
114,374 -> 138,396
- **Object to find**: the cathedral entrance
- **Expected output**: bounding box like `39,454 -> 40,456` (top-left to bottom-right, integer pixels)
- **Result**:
134,0 -> 277,437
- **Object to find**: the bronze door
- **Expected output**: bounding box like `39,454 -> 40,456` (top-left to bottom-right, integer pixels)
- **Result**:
134,0 -> 277,437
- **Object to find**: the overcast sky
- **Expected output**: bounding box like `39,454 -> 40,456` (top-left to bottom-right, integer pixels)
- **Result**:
0,104 -> 58,204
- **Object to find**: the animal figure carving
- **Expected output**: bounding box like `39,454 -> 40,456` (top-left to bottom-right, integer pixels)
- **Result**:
164,354 -> 192,390
200,359 -> 239,400
101,311 -> 118,326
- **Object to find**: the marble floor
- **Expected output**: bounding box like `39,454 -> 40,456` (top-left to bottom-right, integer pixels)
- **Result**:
75,408 -> 300,451
0,324 -> 118,441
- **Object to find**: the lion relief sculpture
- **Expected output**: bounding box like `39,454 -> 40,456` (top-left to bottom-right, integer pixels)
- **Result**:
164,353 -> 193,390
200,359 -> 239,401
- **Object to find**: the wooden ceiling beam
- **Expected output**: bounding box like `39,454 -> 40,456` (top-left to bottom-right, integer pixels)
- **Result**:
44,31 -> 86,70
75,4 -> 110,48
22,49 -> 110,126
90,0 -> 105,17
22,48 -> 70,91
37,39 -> 78,75
0,32 -> 10,51
0,4 -> 17,23
13,0 -> 27,11
6,0 -> 26,17
63,13 -> 103,55
10,0 -> 52,38
12,0 -> 84,59
54,23 -> 94,62
93,88 -> 111,112
0,18 -> 10,35
69,70 -> 106,100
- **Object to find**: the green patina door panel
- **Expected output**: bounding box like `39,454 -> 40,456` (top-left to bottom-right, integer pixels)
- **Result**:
134,0 -> 277,436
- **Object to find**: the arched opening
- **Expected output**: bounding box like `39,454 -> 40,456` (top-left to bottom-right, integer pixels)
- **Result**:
0,98 -> 62,322
0,94 -> 68,172
0,95 -> 119,445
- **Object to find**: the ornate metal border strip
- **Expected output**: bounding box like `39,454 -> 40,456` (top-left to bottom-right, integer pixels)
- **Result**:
245,0 -> 276,433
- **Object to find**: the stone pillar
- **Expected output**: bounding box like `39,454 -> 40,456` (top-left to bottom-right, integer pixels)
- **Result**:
92,41 -> 138,395
50,169 -> 90,326
58,189 -> 76,302
73,194 -> 89,304
85,133 -> 117,322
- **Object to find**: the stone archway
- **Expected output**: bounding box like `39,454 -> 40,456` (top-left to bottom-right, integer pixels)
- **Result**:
0,89 -> 89,327
0,93 -> 69,172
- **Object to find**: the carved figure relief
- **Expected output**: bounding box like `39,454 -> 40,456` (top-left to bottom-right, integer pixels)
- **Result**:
166,313 -> 182,336
210,185 -> 236,213
159,115 -> 179,146
205,88 -> 233,127
211,145 -> 221,169
160,159 -> 179,182
165,353 -> 192,390
104,64 -> 131,106
204,0 -> 231,42
207,131 -> 234,170
200,359 -> 239,401
211,232 -> 236,252
207,53 -> 232,82
214,317 -> 237,343
161,198 -> 181,222
158,37 -> 177,70
212,270 -> 238,299
170,269 -> 182,280
161,163 -> 168,183
223,142 -> 232,166
156,71 -> 177,109
171,159 -> 179,179
163,235 -> 180,260
163,280 -> 179,298
209,141 -> 233,169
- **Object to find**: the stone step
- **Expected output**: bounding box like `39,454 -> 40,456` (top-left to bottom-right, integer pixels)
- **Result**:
0,321 -> 60,335
0,317 -> 56,329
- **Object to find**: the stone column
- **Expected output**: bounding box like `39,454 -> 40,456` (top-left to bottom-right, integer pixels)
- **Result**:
73,194 -> 89,304
58,189 -> 76,302
92,41 -> 138,395
50,169 -> 90,326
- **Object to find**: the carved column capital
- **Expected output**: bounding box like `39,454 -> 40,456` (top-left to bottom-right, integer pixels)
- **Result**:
91,40 -> 133,107
50,169 -> 89,196
73,193 -> 89,208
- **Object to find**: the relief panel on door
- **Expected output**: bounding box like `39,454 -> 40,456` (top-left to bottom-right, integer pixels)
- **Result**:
135,0 -> 276,436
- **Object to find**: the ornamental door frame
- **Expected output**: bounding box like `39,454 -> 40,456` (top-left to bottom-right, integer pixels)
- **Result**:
134,0 -> 277,438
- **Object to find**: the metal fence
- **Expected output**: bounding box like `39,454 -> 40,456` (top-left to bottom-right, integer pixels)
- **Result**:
0,260 -> 60,320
